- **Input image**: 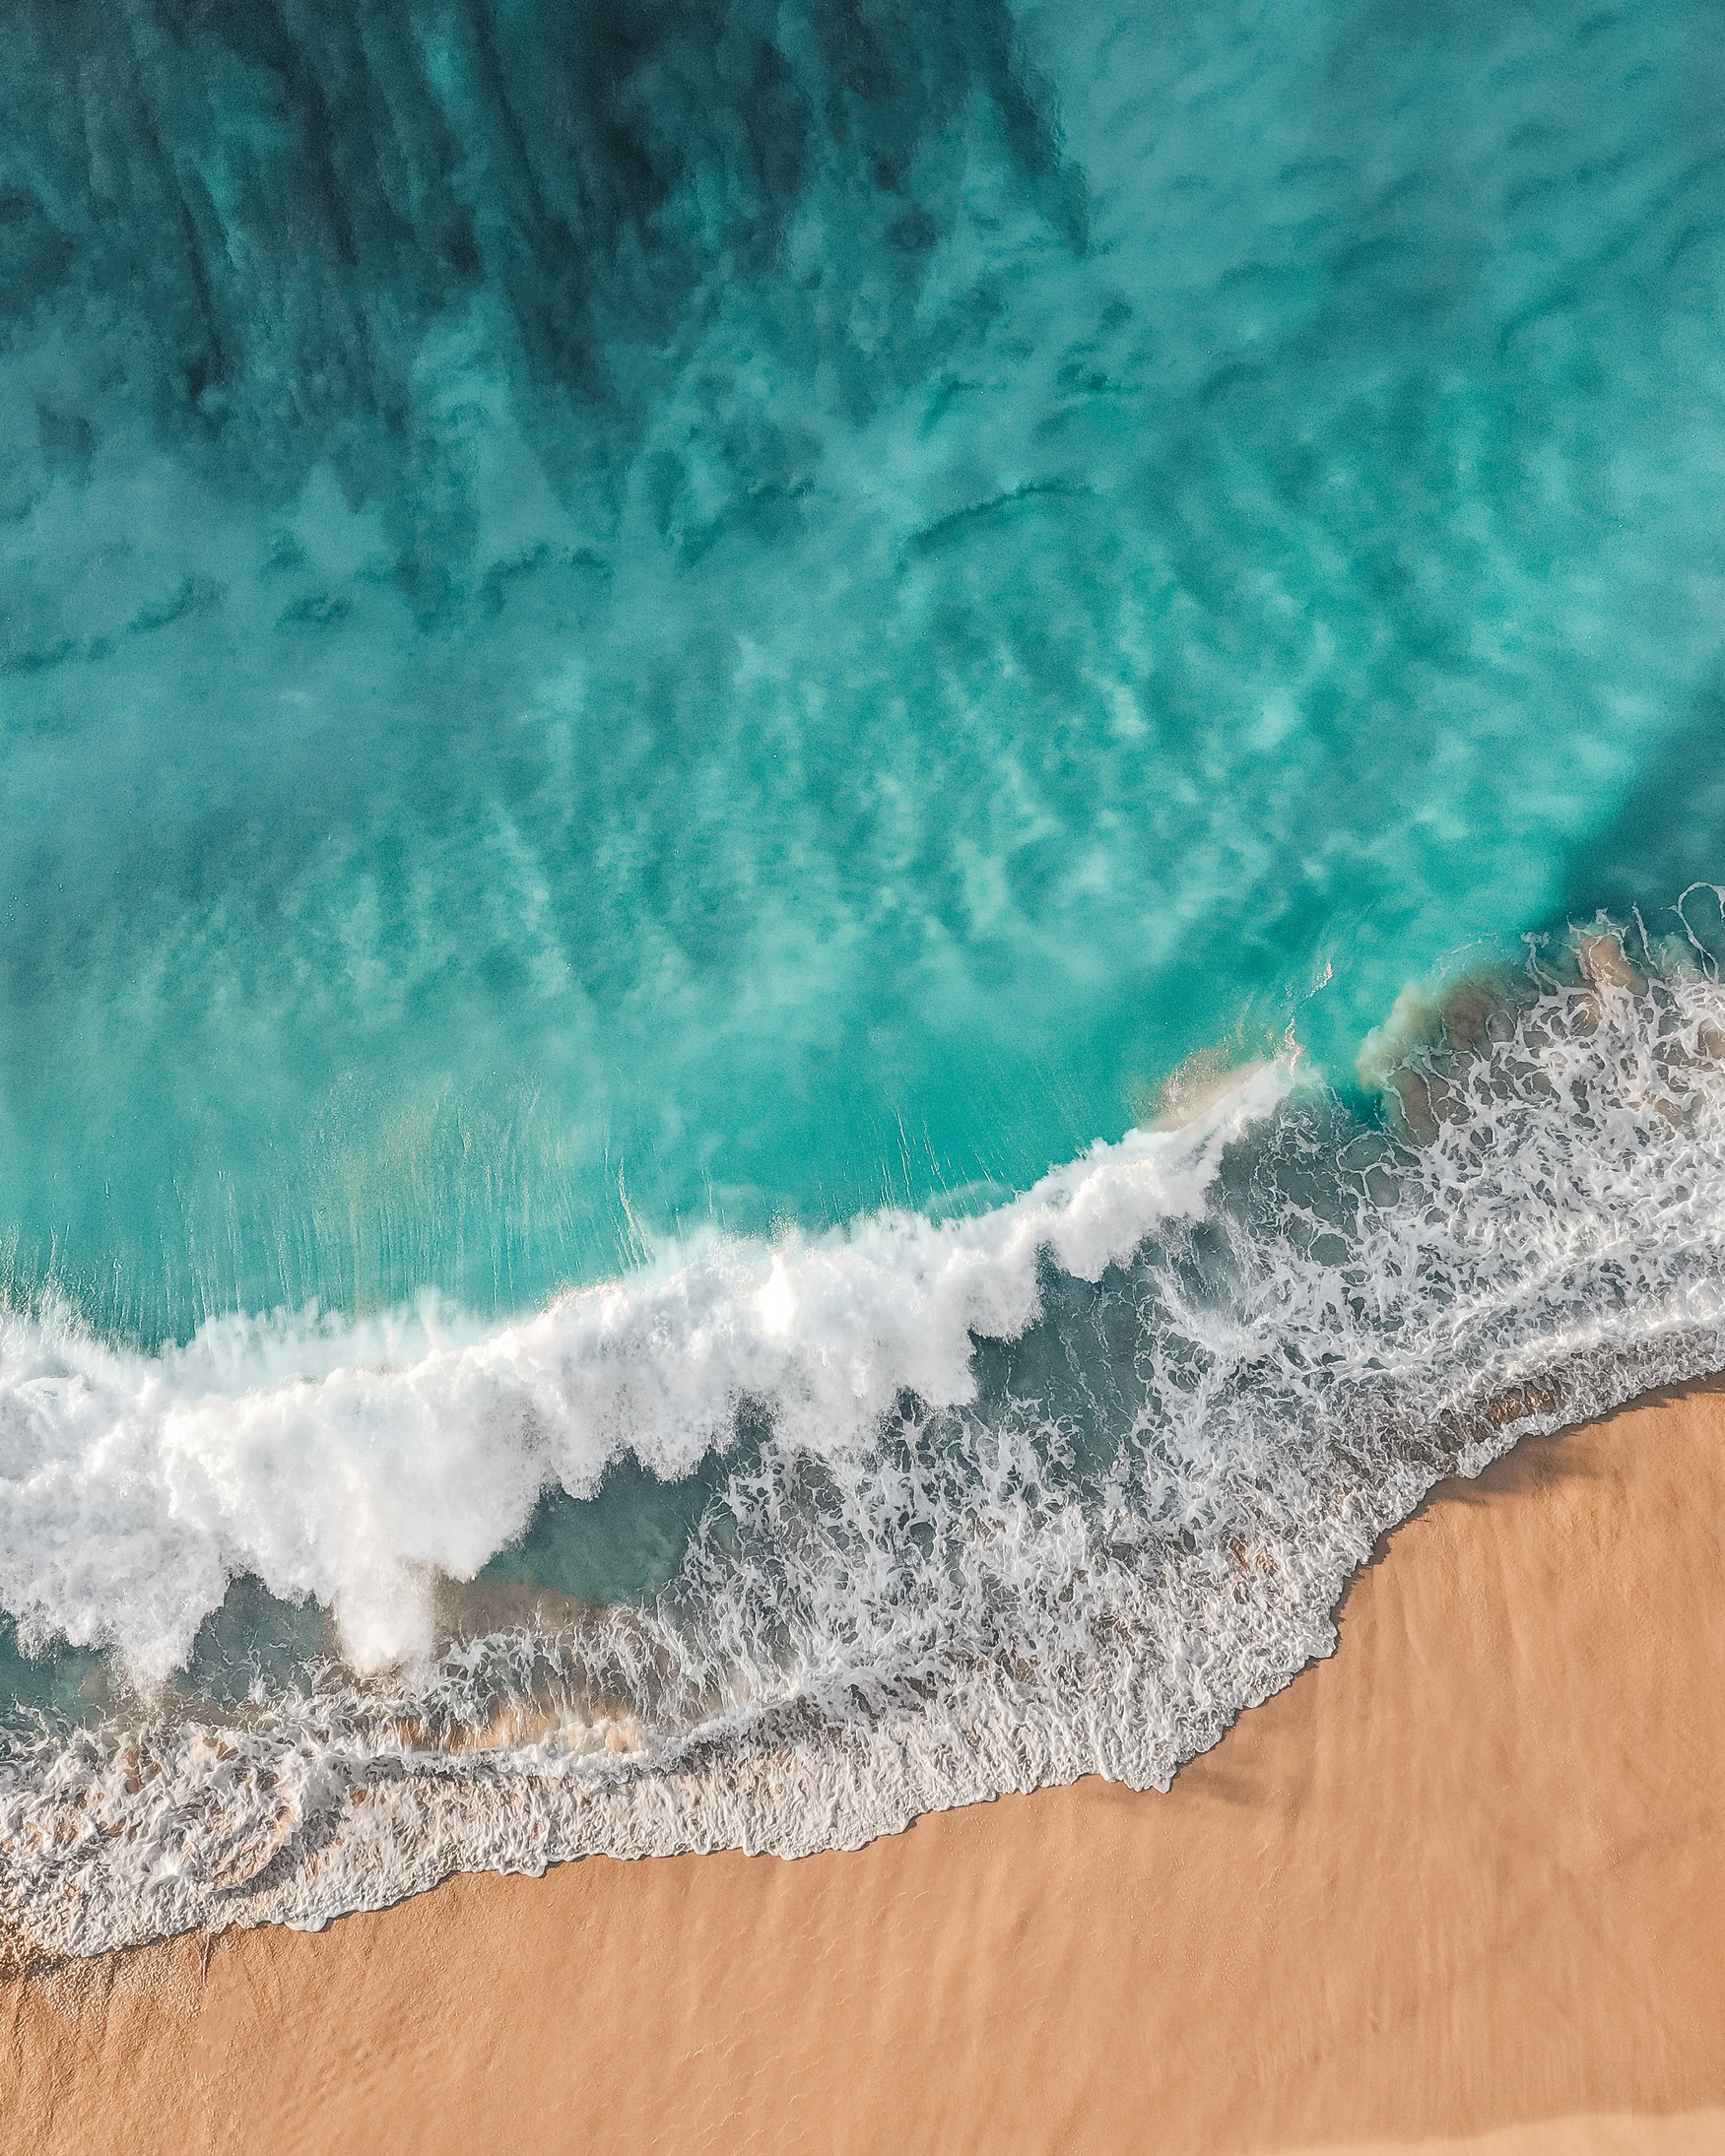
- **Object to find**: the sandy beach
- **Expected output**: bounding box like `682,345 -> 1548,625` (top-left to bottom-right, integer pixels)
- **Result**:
9,2 -> 1725,2146
6,1379 -> 1725,2155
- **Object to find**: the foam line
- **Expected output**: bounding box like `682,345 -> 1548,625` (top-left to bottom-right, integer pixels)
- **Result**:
10,953 -> 1725,1953
0,1065 -> 1288,1679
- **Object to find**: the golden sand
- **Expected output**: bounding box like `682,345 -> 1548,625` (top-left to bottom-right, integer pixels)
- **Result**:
6,1383 -> 1725,2154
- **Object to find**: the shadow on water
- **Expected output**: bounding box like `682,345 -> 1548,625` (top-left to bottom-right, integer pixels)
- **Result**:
478,1451 -> 727,1607
0,1578 -> 332,1732
0,1615 -> 111,1728
178,1576 -> 334,1711
0,1455 -> 730,1738
1559,655 -> 1725,941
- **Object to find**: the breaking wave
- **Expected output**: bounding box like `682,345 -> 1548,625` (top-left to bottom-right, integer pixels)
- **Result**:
8,919 -> 1725,1955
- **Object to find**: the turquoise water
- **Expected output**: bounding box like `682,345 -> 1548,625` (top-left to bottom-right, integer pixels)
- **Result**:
5,0 -> 1724,1337
9,0 -> 1725,1951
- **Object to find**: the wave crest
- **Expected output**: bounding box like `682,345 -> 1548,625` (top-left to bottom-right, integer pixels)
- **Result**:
9,932 -> 1725,1955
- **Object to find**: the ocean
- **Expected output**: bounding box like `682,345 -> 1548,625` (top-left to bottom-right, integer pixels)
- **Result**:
5,0 -> 1725,1952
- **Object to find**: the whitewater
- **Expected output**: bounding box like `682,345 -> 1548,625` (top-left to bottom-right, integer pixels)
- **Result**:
6,0 -> 1725,1961
9,928 -> 1725,1954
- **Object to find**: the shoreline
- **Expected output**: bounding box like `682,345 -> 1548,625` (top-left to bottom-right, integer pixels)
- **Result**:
11,947 -> 1725,1953
8,1377 -> 1725,2152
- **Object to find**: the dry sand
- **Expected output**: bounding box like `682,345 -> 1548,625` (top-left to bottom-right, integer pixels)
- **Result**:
6,1381 -> 1725,2155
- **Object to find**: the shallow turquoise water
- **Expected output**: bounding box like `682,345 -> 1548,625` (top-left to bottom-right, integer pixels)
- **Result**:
13,4 -> 1725,1920
5,0 -> 1724,1342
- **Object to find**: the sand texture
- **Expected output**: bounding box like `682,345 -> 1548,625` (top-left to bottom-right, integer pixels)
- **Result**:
6,1383 -> 1725,2155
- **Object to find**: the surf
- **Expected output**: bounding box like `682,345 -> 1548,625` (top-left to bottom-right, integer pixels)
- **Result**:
10,930 -> 1725,1953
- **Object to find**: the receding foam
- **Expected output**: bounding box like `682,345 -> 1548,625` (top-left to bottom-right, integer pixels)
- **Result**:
7,953 -> 1725,1955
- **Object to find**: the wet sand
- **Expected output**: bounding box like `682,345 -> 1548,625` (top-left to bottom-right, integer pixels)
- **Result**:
6,1382 -> 1725,2155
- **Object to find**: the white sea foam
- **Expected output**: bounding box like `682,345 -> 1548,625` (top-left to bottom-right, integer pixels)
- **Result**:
9,940 -> 1725,1958
0,1063 -> 1286,1682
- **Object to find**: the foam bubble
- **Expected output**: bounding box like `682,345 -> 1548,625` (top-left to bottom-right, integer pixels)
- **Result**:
9,944 -> 1725,1956
0,1065 -> 1284,1680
